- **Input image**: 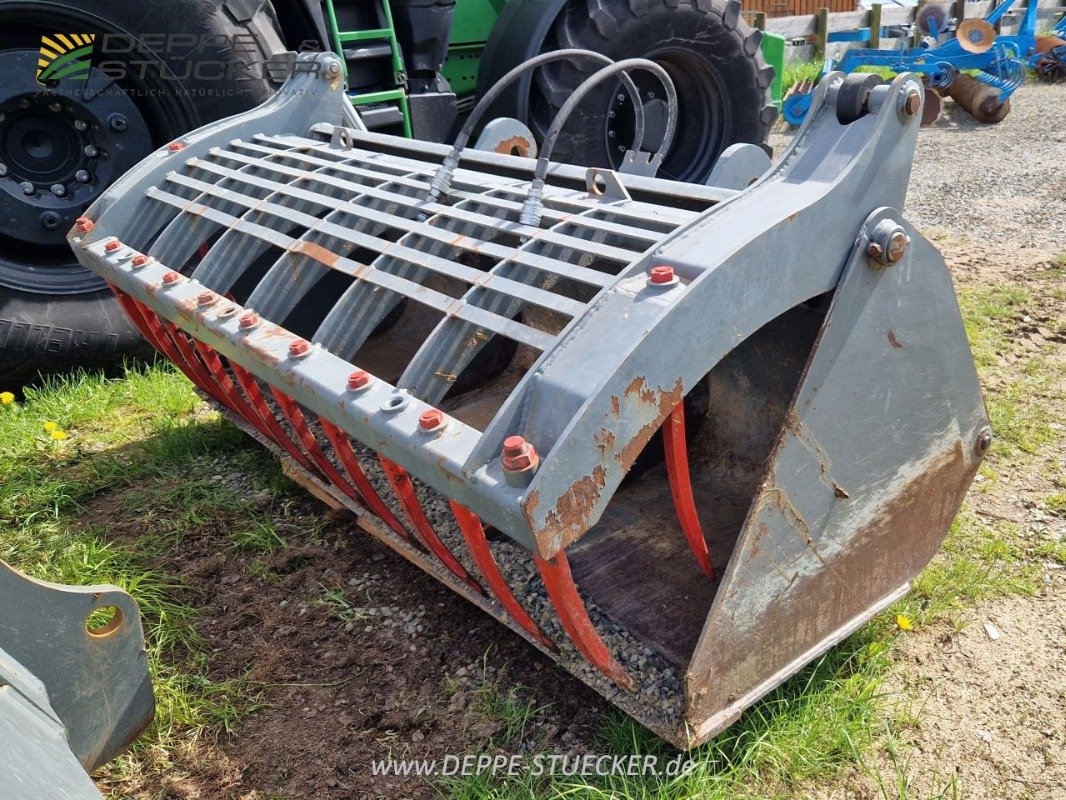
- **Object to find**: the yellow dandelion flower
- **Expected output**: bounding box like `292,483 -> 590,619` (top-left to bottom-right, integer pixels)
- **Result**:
0,391 -> 13,405
896,614 -> 913,632
50,429 -> 69,441
43,421 -> 58,432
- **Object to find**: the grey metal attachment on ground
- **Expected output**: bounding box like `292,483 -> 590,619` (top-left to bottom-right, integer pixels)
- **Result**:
0,559 -> 154,799
68,51 -> 989,748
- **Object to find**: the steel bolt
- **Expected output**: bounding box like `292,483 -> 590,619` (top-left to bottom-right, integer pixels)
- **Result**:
419,408 -> 445,432
288,339 -> 311,358
108,113 -> 128,132
130,254 -> 150,267
75,216 -> 94,234
74,119 -> 89,132
866,241 -> 884,260
50,183 -> 65,197
501,435 -> 539,476
903,89 -> 922,118
104,239 -> 121,253
0,162 -> 7,177
326,61 -> 342,78
197,289 -> 216,305
49,102 -> 62,113
238,311 -> 260,330
161,271 -> 182,285
84,145 -> 99,158
976,426 -> 993,453
885,231 -> 909,263
20,181 -> 34,195
347,370 -> 371,391
75,170 -> 90,183
168,141 -> 184,153
649,265 -> 676,284
40,211 -> 61,230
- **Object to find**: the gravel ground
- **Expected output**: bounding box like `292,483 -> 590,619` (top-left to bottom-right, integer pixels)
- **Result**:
770,82 -> 1066,256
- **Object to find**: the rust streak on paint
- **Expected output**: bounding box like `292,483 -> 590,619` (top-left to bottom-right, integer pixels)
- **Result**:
616,377 -> 684,472
529,466 -> 607,556
887,330 -> 903,349
293,240 -> 340,268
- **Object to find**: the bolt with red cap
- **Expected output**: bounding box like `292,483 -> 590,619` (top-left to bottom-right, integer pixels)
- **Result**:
288,339 -> 311,359
347,370 -> 371,392
501,435 -> 539,486
647,264 -> 678,287
419,408 -> 446,434
238,311 -> 260,331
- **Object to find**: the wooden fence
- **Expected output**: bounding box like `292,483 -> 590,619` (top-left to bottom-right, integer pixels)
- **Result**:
743,0 -> 1066,59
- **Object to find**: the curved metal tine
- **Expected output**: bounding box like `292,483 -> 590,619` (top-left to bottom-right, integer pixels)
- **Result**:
244,173 -> 425,323
318,420 -> 412,540
185,337 -> 311,466
662,403 -> 715,581
313,422 -> 409,541
313,190 -> 525,362
396,189 -> 621,405
378,457 -> 485,594
226,361 -> 322,474
532,550 -> 635,690
169,149 -> 350,294
269,389 -> 368,503
448,501 -> 555,650
147,140 -> 299,269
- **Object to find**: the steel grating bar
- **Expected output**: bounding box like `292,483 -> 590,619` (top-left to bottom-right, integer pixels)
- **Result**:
311,187 -> 553,361
241,137 -> 695,236
260,134 -> 705,230
187,153 -> 643,267
145,186 -> 558,350
164,169 -> 616,292
148,149 -> 325,270
161,171 -> 610,306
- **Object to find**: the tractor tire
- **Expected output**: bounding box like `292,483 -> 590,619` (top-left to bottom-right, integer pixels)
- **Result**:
530,0 -> 776,183
0,0 -> 288,386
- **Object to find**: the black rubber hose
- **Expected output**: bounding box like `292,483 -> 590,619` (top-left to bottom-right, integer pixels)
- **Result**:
424,49 -> 645,207
521,58 -> 677,226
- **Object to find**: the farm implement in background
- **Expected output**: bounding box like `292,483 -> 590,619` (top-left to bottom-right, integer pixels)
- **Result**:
67,51 -> 989,748
783,0 -> 1066,125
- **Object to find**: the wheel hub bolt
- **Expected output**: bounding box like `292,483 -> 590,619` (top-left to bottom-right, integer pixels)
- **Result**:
20,181 -> 34,195
74,119 -> 88,132
108,113 -> 128,132
40,211 -> 61,230
18,98 -> 30,109
75,170 -> 90,183
84,145 -> 99,158
51,184 -> 65,197
0,163 -> 7,177
49,102 -> 62,113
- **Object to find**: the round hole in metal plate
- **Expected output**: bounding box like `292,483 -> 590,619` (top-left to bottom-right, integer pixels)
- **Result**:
85,604 -> 124,638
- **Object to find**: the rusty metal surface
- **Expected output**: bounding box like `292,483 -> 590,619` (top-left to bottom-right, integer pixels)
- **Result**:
947,73 -> 1011,123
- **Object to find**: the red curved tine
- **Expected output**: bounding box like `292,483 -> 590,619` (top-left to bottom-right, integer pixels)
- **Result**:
318,420 -> 412,540
270,389 -> 369,502
662,403 -> 715,581
449,501 -> 555,650
227,362 -> 319,472
378,458 -> 484,594
533,551 -> 636,691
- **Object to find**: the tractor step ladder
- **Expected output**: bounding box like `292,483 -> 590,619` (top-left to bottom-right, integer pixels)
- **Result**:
322,0 -> 413,136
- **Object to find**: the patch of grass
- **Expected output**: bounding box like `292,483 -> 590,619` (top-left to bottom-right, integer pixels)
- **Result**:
315,584 -> 369,624
0,364 -> 268,789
